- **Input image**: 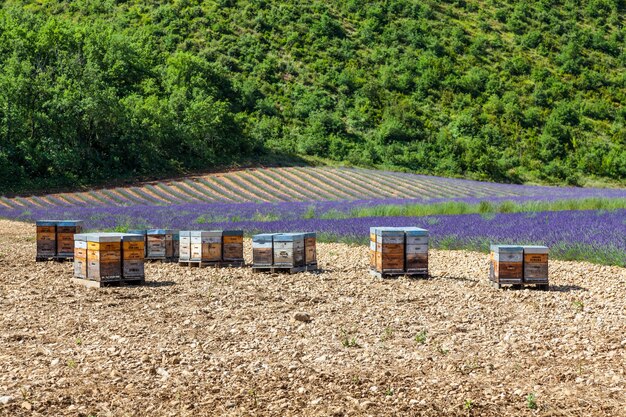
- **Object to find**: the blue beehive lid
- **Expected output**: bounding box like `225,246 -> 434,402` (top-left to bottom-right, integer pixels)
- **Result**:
179,231 -> 191,237
375,228 -> 405,236
128,229 -> 146,235
56,220 -> 83,227
36,220 -> 57,226
274,233 -> 305,242
252,233 -> 277,243
302,232 -> 316,239
490,244 -> 523,253
523,245 -> 549,254
404,227 -> 429,236
147,229 -> 175,235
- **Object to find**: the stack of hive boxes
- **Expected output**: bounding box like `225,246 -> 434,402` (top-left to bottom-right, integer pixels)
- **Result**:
36,220 -> 57,260
252,233 -> 277,266
303,232 -> 317,269
273,233 -> 305,267
128,230 -> 148,257
522,246 -> 549,286
252,232 -> 317,272
369,227 -> 429,277
490,244 -> 549,288
146,229 -> 179,261
222,230 -> 244,265
122,234 -> 145,279
178,230 -> 244,266
36,220 -> 83,261
73,232 -> 145,284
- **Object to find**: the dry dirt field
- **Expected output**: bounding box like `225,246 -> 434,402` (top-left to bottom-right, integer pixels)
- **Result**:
0,219 -> 624,416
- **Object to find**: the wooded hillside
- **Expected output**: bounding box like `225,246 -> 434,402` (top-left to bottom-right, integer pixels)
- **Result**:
1,0 -> 625,192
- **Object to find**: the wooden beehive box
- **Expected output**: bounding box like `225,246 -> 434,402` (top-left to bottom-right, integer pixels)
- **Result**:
179,231 -> 191,262
86,233 -> 123,281
252,233 -> 277,266
121,234 -> 145,278
73,233 -> 90,278
164,230 -> 179,259
36,220 -> 57,259
369,227 -> 378,270
489,245 -> 523,285
303,232 -> 317,267
128,229 -> 148,257
375,228 -> 405,273
273,233 -> 305,267
56,220 -> 84,258
146,229 -> 168,259
222,230 -> 244,262
522,246 -> 549,284
190,230 -> 222,262
404,227 -> 429,274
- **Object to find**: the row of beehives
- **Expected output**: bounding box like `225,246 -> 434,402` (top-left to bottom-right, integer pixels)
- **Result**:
35,220 -> 83,261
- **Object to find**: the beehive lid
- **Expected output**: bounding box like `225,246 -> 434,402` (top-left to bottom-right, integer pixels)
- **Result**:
127,229 -> 146,235
274,233 -> 305,242
302,232 -> 316,239
120,233 -> 145,242
179,231 -> 192,237
490,244 -> 523,253
147,229 -> 175,235
223,230 -> 244,236
36,220 -> 57,226
74,233 -> 95,242
369,227 -> 380,234
523,245 -> 549,254
86,233 -> 124,242
375,228 -> 405,236
252,233 -> 277,242
57,220 -> 84,227
404,227 -> 429,236
190,230 -> 222,237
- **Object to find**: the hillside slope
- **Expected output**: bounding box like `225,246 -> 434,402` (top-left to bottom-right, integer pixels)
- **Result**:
0,0 -> 625,191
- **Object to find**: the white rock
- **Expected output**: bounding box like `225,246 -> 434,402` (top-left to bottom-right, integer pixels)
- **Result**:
0,396 -> 13,405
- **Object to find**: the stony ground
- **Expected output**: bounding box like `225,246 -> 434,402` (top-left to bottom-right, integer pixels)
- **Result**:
0,219 -> 624,417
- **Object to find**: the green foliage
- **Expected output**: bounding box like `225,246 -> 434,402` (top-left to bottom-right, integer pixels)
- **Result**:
1,0 -> 625,192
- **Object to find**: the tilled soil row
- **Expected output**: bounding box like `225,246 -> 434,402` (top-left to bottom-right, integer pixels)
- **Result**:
0,220 -> 624,416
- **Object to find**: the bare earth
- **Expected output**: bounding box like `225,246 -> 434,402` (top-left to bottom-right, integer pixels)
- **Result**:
0,219 -> 624,416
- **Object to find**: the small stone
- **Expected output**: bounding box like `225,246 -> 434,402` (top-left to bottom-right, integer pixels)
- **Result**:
310,397 -> 323,406
21,401 -> 32,411
370,385 -> 378,392
50,359 -> 60,367
294,312 -> 311,323
297,387 -> 306,394
0,396 -> 13,405
360,400 -> 375,409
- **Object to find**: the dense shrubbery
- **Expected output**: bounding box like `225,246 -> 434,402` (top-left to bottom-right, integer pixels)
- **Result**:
0,0 -> 625,191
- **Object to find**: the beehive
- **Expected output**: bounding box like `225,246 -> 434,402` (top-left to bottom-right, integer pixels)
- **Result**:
121,234 -> 145,278
128,229 -> 148,257
523,246 -> 549,284
273,233 -> 305,267
222,230 -> 244,262
179,231 -> 191,262
190,230 -> 222,262
404,227 -> 429,274
147,229 -> 168,259
252,233 -> 277,266
303,232 -> 317,267
375,228 -> 405,273
56,220 -> 84,257
86,233 -> 122,281
73,233 -> 90,278
489,245 -> 523,285
36,220 -> 57,259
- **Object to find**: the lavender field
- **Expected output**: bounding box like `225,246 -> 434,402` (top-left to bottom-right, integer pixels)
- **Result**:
1,168 -> 625,265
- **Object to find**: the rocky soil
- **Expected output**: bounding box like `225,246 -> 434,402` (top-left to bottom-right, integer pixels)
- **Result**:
0,219 -> 624,416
